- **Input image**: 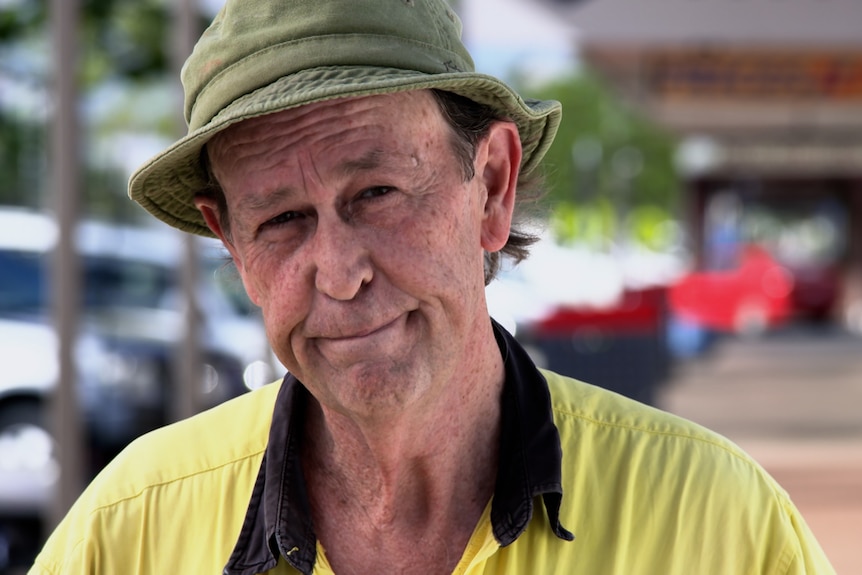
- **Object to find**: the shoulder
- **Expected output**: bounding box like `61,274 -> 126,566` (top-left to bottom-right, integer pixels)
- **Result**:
93,378 -> 280,501
542,368 -> 752,465
542,369 -> 774,499
542,369 -> 786,529
32,380 -> 282,574
540,370 -> 836,574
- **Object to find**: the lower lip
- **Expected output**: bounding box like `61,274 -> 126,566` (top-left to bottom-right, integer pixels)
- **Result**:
318,315 -> 406,356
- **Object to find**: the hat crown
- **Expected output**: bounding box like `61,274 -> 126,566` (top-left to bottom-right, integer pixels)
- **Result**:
129,0 -> 561,238
182,0 -> 474,131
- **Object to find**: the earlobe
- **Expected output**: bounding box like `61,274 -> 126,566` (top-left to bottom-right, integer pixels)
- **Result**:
479,122 -> 521,253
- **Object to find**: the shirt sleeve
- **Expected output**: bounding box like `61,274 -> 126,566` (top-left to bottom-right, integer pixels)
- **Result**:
779,500 -> 836,575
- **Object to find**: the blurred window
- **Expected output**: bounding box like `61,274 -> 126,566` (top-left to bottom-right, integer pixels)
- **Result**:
0,250 -> 45,313
0,249 -> 172,314
1,240 -> 258,321
83,257 -> 172,310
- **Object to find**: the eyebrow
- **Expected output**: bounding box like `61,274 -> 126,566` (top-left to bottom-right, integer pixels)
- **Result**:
235,187 -> 296,216
336,148 -> 387,177
233,147 -> 416,216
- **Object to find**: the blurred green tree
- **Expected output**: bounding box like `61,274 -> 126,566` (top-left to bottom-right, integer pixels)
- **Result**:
0,0 -> 208,219
524,71 -> 682,251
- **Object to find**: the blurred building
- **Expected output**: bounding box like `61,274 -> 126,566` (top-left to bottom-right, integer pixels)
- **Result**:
542,0 -> 862,328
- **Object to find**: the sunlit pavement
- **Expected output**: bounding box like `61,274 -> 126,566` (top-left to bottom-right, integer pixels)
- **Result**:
658,325 -> 862,574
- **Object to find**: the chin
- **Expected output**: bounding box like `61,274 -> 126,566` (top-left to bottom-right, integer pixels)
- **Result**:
331,361 -> 431,414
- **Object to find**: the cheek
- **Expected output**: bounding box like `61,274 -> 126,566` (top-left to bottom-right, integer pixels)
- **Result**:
254,272 -> 308,370
240,249 -> 306,324
391,210 -> 483,292
236,269 -> 262,307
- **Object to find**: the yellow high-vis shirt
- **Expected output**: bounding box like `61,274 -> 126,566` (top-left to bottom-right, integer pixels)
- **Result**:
30,326 -> 834,575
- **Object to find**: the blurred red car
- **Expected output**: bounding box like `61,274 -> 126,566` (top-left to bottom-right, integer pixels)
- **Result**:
669,245 -> 794,335
785,263 -> 841,322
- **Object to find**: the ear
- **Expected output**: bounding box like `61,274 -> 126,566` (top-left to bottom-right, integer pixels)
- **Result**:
194,194 -> 261,305
477,121 -> 521,253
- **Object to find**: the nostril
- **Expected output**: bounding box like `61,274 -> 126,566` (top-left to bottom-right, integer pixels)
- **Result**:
314,258 -> 374,301
311,219 -> 373,301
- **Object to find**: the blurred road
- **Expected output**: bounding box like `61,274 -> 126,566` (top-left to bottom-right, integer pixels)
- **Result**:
657,325 -> 862,574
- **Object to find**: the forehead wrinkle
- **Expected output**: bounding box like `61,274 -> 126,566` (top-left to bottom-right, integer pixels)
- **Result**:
296,148 -> 324,196
208,127 -> 282,185
210,92 -> 446,211
212,108 -> 336,172
335,147 -> 420,181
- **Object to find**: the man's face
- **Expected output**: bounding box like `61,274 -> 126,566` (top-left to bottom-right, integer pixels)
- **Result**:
202,91 -> 516,419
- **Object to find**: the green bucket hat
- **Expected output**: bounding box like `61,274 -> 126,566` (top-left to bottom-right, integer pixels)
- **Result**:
128,0 -> 562,237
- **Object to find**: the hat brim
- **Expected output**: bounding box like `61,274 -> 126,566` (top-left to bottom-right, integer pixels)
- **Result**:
129,65 -> 562,237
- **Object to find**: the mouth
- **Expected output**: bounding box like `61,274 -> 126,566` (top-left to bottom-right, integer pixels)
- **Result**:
316,314 -> 405,343
307,312 -> 415,366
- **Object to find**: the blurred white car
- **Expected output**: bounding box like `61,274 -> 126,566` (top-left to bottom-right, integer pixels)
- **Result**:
0,207 -> 282,515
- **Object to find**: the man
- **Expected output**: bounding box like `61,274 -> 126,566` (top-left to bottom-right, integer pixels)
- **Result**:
31,0 -> 834,573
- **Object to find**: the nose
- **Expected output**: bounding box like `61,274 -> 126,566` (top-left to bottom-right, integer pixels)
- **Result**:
311,216 -> 373,301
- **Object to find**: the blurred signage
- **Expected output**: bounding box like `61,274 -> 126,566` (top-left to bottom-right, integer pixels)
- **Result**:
720,142 -> 862,175
648,49 -> 862,101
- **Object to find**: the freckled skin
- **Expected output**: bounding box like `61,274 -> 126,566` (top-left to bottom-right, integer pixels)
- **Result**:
202,91 -> 507,423
197,90 -> 522,574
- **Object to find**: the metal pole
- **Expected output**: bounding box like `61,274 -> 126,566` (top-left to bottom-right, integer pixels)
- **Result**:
49,0 -> 85,527
170,0 -> 203,423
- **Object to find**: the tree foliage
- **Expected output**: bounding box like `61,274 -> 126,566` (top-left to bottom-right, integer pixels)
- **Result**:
524,71 -> 682,249
0,0 -> 194,81
0,0 -> 209,217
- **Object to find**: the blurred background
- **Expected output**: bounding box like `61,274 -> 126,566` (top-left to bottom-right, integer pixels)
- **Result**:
0,0 -> 859,572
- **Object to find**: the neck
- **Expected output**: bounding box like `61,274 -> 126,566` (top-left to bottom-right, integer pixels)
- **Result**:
301,319 -> 505,571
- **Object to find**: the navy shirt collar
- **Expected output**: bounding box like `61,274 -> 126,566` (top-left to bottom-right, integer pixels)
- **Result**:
224,320 -> 572,575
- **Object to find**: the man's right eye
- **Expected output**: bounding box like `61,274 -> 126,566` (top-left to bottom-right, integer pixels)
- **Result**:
264,211 -> 303,227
